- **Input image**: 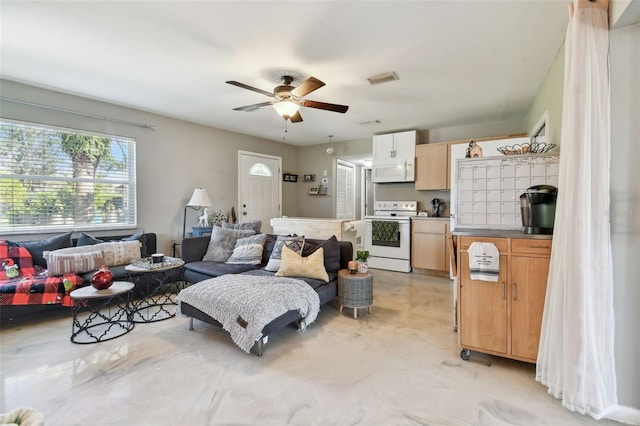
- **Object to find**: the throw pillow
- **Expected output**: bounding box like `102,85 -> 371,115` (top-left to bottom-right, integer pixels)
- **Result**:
264,235 -> 305,272
77,231 -> 148,257
301,235 -> 341,272
17,233 -> 73,268
221,220 -> 262,234
202,227 -> 255,262
44,240 -> 141,267
0,240 -> 36,280
226,234 -> 267,265
46,250 -> 106,276
276,246 -> 329,282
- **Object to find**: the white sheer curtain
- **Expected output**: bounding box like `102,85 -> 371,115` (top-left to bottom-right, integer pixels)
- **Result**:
536,0 -> 617,420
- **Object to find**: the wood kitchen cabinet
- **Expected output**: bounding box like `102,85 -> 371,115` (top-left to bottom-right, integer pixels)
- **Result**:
415,143 -> 450,190
411,219 -> 449,273
457,235 -> 551,363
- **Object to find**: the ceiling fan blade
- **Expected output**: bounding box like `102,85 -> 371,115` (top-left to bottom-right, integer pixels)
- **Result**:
226,81 -> 274,97
291,77 -> 325,98
301,99 -> 349,114
232,101 -> 273,112
289,111 -> 303,123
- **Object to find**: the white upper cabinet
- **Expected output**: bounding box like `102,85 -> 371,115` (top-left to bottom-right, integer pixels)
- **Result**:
372,130 -> 417,182
372,133 -> 396,162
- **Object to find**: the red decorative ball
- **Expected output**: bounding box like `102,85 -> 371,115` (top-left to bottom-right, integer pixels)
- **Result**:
91,266 -> 113,290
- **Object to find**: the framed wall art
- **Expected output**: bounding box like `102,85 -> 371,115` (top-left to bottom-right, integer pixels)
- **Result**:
283,173 -> 298,182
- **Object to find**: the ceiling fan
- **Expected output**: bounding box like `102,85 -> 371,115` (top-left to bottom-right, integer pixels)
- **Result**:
226,75 -> 349,123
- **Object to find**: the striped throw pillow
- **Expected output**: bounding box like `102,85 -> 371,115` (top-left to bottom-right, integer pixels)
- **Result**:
226,234 -> 267,265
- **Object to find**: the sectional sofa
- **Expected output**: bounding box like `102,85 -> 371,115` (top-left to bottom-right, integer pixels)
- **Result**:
0,232 -> 180,320
179,233 -> 353,355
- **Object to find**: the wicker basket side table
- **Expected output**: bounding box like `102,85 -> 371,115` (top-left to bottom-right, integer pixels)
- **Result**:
338,269 -> 373,319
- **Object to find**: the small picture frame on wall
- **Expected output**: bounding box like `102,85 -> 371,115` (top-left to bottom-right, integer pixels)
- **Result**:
303,174 -> 316,182
308,187 -> 319,195
283,173 -> 298,182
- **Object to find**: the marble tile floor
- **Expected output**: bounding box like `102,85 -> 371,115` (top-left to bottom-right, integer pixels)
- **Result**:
0,270 -> 616,426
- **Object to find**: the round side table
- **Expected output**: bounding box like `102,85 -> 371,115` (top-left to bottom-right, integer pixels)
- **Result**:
70,281 -> 134,344
338,269 -> 373,319
125,257 -> 185,323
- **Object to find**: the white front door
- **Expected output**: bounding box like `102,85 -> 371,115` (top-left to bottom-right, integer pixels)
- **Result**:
238,151 -> 281,234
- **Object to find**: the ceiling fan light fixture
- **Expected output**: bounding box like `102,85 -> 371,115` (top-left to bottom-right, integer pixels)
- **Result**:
273,100 -> 300,118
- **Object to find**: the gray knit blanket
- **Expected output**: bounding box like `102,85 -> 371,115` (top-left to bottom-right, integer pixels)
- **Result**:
176,274 -> 320,353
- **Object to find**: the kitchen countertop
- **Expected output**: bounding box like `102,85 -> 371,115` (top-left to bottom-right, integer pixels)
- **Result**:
411,216 -> 450,221
452,228 -> 553,239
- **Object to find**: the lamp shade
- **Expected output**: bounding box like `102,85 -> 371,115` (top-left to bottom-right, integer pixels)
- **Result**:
273,100 -> 300,118
187,188 -> 212,207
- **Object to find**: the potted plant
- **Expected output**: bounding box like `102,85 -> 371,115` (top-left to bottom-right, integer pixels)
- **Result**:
356,250 -> 370,273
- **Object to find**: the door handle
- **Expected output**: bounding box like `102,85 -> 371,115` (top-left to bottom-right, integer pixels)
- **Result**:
513,283 -> 518,300
242,211 -> 247,216
502,282 -> 506,299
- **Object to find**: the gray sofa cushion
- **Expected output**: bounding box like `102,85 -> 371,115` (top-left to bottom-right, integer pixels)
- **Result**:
226,234 -> 267,265
301,235 -> 341,272
202,227 -> 255,262
264,235 -> 305,272
241,269 -> 338,290
77,231 -> 149,257
221,220 -> 262,234
18,232 -> 73,268
185,260 -> 261,277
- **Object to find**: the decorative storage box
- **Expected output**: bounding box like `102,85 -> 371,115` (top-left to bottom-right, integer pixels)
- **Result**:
192,227 -> 213,236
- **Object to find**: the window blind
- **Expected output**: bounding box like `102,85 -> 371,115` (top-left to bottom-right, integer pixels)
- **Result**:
336,160 -> 355,219
0,119 -> 137,234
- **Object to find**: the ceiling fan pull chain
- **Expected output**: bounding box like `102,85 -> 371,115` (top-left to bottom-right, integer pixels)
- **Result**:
282,118 -> 289,140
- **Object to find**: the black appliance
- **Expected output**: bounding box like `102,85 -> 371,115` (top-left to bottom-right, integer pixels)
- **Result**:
431,198 -> 445,217
520,185 -> 558,235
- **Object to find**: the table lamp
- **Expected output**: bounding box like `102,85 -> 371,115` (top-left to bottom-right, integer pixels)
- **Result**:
182,188 -> 212,238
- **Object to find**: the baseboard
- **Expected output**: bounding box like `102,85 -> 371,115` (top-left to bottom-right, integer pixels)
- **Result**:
368,256 -> 411,273
605,405 -> 640,425
411,267 -> 450,278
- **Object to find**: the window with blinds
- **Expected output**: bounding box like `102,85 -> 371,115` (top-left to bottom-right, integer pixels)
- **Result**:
0,119 -> 137,234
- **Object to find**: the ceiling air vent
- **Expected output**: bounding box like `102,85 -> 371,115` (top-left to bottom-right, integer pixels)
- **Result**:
359,119 -> 381,126
367,71 -> 399,85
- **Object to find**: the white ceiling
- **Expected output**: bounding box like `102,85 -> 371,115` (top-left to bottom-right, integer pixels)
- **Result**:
0,1 -> 569,146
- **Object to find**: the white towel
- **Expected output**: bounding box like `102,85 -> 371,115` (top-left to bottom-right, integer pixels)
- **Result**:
468,242 -> 500,282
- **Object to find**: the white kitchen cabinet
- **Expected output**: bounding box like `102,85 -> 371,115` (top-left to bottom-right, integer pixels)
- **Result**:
373,130 -> 417,162
372,130 -> 417,182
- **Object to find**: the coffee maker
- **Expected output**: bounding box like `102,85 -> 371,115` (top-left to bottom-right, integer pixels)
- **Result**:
431,198 -> 445,217
520,185 -> 557,234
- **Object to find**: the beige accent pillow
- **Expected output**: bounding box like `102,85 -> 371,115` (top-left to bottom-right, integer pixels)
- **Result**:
44,240 -> 141,267
276,246 -> 329,282
46,250 -> 106,276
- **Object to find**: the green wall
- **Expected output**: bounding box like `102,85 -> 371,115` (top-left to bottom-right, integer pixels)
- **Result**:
525,43 -> 565,145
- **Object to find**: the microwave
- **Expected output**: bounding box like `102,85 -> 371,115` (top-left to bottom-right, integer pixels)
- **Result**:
371,158 -> 415,183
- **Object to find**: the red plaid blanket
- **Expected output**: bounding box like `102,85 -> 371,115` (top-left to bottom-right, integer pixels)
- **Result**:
0,240 -> 84,307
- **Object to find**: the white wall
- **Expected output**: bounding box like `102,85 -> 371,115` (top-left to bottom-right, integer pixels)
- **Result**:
297,137 -> 372,218
427,116 -> 525,144
610,22 -> 640,411
0,79 -> 301,253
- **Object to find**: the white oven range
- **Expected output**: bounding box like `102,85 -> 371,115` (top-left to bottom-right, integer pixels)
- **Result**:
364,201 -> 417,273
